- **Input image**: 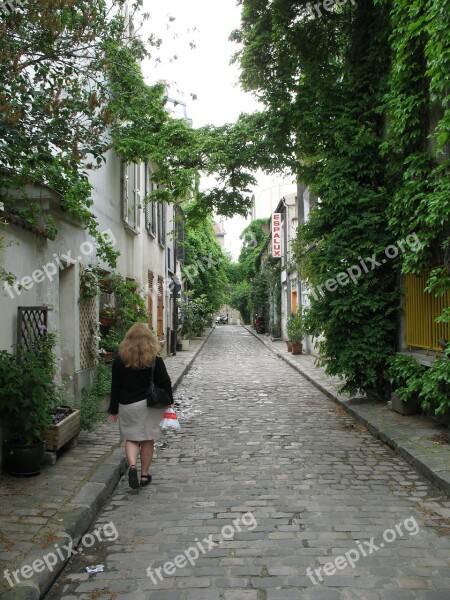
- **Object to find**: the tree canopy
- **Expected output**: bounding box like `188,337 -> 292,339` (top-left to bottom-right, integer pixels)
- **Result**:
0,0 -> 276,275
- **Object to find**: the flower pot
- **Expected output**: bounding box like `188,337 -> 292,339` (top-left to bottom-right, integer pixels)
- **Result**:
4,440 -> 45,476
390,392 -> 420,416
291,343 -> 303,355
286,341 -> 292,352
102,351 -> 115,363
181,339 -> 190,351
99,278 -> 114,294
44,409 -> 81,452
100,315 -> 115,327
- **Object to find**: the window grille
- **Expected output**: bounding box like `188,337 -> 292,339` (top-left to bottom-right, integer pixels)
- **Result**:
17,306 -> 48,351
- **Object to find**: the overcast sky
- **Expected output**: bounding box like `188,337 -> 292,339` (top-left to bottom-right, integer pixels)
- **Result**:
141,0 -> 287,259
142,0 -> 259,126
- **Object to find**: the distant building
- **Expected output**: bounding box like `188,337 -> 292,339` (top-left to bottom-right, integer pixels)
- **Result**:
251,178 -> 297,220
213,220 -> 226,248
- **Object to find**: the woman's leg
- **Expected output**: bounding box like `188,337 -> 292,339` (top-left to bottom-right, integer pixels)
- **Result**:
140,440 -> 154,478
125,440 -> 140,467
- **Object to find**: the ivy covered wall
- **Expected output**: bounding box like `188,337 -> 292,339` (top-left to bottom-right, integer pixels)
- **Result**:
233,0 -> 450,403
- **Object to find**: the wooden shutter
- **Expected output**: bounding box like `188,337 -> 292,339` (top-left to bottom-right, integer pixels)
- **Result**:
148,270 -> 154,330
121,161 -> 129,222
157,276 -> 164,337
134,163 -> 141,230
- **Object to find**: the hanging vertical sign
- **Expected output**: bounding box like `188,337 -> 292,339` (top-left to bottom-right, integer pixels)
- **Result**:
272,213 -> 282,258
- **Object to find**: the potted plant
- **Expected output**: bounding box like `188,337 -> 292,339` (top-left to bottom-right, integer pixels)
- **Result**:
179,300 -> 196,348
386,355 -> 425,415
286,341 -> 293,352
287,311 -> 304,355
0,348 -> 53,475
99,304 -> 116,327
100,328 -> 122,362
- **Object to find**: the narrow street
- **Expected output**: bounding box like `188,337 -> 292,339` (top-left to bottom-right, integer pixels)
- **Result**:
47,326 -> 450,600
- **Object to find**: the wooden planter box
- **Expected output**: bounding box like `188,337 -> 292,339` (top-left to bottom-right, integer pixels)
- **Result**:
44,409 -> 81,452
390,392 -> 420,416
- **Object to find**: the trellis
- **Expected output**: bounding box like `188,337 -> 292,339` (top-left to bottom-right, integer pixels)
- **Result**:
79,266 -> 99,370
17,306 -> 48,351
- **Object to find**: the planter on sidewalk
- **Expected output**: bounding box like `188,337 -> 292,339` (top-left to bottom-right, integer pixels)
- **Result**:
291,343 -> 303,355
44,408 -> 81,452
390,392 -> 421,416
286,341 -> 293,352
3,440 -> 45,476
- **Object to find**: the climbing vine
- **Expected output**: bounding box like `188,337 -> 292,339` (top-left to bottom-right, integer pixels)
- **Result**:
234,0 -> 450,400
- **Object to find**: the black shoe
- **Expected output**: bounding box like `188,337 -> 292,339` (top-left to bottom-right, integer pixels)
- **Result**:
140,474 -> 152,487
128,466 -> 139,489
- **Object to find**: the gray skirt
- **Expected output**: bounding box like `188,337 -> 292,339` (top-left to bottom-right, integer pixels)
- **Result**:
119,399 -> 165,442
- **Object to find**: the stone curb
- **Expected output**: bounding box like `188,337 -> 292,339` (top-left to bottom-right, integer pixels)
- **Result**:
245,325 -> 450,498
4,329 -> 214,600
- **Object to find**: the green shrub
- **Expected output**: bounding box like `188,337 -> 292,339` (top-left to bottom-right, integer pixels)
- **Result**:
79,363 -> 111,432
386,355 -> 425,403
0,349 -> 53,444
386,354 -> 450,417
419,359 -> 450,417
287,311 -> 305,344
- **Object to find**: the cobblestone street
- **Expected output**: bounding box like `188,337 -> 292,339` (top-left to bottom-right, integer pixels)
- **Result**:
47,326 -> 450,600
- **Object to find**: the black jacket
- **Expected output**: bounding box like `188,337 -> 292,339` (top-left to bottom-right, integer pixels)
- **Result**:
108,354 -> 173,415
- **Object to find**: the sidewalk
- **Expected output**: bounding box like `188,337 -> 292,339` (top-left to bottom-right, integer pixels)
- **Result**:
246,326 -> 450,498
0,329 -> 213,600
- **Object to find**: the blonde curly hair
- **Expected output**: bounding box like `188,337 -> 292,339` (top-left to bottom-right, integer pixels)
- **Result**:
119,323 -> 160,370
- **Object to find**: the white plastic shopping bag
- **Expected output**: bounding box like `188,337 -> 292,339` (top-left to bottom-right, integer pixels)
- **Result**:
159,407 -> 181,432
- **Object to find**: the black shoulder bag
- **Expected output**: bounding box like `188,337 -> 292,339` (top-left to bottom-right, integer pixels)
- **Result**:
146,361 -> 172,408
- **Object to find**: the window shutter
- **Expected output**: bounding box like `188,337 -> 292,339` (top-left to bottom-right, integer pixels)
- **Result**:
135,164 -> 141,230
121,162 -> 129,223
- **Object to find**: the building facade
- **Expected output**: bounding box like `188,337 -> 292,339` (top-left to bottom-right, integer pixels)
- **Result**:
0,153 -> 183,402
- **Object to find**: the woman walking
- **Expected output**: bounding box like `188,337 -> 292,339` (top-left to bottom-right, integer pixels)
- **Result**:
109,323 -> 173,489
